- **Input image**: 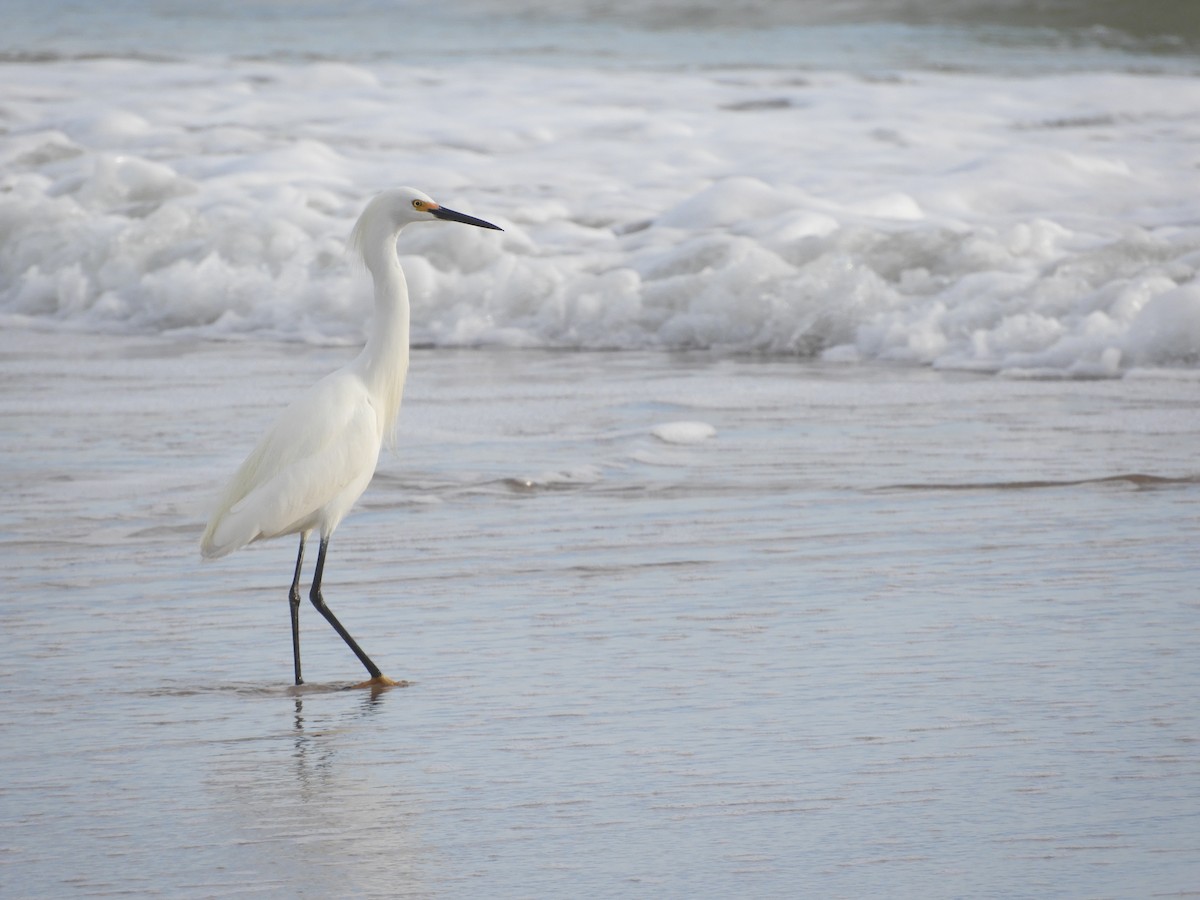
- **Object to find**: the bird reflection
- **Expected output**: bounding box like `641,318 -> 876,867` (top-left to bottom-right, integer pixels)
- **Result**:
289,686 -> 392,787
208,682 -> 424,895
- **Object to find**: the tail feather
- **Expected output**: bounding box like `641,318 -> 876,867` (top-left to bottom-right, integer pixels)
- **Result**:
200,503 -> 261,559
201,521 -> 251,559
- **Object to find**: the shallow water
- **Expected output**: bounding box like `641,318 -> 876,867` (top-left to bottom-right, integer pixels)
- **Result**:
2,328 -> 1198,897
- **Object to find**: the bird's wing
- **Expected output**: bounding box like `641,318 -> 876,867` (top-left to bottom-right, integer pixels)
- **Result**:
201,374 -> 381,557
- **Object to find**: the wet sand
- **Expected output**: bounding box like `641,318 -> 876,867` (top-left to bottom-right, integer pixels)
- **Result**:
2,328 -> 1198,897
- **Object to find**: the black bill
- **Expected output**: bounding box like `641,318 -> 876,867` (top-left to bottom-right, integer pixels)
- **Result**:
431,205 -> 503,230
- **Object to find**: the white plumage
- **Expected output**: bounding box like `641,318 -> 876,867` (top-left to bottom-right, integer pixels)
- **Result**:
201,187 -> 502,686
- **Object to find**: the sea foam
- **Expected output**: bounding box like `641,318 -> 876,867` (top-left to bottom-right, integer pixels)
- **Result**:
653,422 -> 718,444
1,59 -> 1198,376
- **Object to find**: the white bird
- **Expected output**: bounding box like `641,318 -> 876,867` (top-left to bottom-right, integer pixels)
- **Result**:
200,187 -> 502,687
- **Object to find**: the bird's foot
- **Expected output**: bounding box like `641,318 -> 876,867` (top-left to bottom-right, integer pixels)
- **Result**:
350,674 -> 409,689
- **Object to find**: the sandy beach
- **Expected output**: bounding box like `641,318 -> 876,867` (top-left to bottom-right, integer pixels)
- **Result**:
2,327 -> 1197,896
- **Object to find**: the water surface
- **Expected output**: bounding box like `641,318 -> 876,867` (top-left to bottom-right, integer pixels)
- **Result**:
2,330 -> 1197,897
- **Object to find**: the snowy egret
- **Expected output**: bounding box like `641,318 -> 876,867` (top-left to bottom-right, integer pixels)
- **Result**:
200,187 -> 502,686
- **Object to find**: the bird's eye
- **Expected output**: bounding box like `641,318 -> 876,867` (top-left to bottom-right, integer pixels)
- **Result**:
412,199 -> 424,210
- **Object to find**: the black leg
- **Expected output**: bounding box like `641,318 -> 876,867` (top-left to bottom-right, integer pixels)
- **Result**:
309,536 -> 384,680
289,534 -> 306,686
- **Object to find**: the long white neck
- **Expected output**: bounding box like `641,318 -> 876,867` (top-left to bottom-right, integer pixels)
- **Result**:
353,226 -> 410,438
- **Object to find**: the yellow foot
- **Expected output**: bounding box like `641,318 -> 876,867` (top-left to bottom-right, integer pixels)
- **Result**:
349,675 -> 409,689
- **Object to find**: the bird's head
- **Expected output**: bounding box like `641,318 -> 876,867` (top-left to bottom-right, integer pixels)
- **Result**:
350,187 -> 502,262
373,186 -> 503,232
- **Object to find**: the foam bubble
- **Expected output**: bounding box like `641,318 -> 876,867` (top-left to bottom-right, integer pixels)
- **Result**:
652,421 -> 717,444
1127,283 -> 1200,366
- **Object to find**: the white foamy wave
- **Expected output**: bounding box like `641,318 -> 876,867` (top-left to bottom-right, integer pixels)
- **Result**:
2,59 -> 1199,375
